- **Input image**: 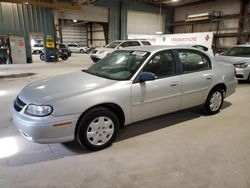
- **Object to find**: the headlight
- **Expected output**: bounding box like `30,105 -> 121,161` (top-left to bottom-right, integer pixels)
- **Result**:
25,104 -> 53,117
234,63 -> 248,68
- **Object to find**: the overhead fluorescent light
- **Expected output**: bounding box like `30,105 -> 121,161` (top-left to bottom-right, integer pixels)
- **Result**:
186,13 -> 212,22
156,31 -> 163,34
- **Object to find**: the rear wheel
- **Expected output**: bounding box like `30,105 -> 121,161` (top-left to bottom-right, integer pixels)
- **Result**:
205,88 -> 224,115
76,107 -> 119,151
80,49 -> 84,53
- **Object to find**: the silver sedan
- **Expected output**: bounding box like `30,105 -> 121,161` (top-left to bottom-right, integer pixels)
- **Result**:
12,46 -> 237,150
215,45 -> 250,82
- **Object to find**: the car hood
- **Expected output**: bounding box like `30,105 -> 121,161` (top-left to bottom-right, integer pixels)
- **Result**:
96,47 -> 115,54
215,55 -> 250,64
18,71 -> 117,104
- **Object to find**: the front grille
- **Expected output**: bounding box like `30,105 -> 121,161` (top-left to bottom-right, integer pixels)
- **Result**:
14,97 -> 26,112
236,74 -> 244,78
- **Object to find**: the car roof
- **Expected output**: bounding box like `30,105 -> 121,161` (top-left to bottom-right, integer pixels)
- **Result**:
118,45 -> 203,53
111,39 -> 149,43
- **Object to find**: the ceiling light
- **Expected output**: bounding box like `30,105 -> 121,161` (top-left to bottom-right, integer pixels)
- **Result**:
172,0 -> 179,2
73,19 -> 77,23
156,31 -> 163,34
22,1 -> 29,5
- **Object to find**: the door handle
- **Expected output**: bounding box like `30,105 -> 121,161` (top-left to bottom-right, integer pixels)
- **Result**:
170,82 -> 180,86
206,76 -> 213,80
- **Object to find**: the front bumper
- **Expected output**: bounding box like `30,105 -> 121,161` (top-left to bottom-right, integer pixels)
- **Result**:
12,107 -> 80,143
90,55 -> 101,62
235,68 -> 250,80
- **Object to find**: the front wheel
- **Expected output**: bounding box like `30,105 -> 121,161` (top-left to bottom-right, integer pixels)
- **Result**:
76,107 -> 119,151
40,53 -> 45,61
61,55 -> 68,60
205,88 -> 224,115
80,49 -> 84,53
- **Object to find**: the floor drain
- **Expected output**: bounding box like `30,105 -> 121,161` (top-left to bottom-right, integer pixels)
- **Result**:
0,73 -> 36,79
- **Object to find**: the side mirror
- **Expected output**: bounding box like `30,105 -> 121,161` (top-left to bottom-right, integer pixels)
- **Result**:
139,72 -> 155,82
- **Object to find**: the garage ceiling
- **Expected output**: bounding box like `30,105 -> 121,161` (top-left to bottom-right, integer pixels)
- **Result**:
72,0 -> 217,7
0,0 -> 217,8
137,0 -> 216,7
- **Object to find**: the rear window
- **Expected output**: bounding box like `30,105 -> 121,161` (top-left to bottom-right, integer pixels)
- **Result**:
34,44 -> 43,47
68,44 -> 77,47
141,41 -> 151,46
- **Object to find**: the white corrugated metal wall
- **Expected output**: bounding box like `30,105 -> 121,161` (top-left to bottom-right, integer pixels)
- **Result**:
127,10 -> 165,35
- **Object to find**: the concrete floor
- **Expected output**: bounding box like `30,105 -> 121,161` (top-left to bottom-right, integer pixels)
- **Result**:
0,54 -> 250,188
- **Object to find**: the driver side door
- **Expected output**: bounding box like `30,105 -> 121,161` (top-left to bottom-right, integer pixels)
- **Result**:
131,50 -> 182,122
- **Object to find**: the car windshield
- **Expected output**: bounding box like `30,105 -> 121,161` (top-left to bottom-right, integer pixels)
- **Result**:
84,50 -> 150,80
224,47 -> 250,57
106,42 -> 121,49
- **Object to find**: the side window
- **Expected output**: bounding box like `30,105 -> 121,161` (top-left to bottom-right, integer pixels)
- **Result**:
141,41 -> 151,46
120,42 -> 130,48
177,50 -> 211,74
143,50 -> 176,78
129,41 -> 140,46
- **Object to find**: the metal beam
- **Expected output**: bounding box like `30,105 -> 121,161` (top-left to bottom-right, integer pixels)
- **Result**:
0,0 -> 81,10
171,13 -> 250,26
173,0 -> 216,7
72,0 -> 100,6
137,0 -> 215,7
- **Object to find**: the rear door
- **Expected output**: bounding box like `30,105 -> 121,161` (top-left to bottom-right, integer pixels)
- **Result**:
176,49 -> 213,109
131,50 -> 181,122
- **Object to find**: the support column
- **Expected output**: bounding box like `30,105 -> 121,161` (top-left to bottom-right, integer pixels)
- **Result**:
237,0 -> 249,44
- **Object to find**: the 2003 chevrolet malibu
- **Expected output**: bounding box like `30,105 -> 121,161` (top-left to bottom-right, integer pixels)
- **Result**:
12,46 -> 237,150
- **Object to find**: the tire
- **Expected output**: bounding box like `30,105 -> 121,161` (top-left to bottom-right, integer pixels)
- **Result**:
40,53 -> 45,61
80,49 -> 84,53
61,55 -> 68,60
205,88 -> 224,115
76,107 -> 119,151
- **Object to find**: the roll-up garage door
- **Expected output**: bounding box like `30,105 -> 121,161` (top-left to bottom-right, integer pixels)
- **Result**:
127,10 -> 165,35
62,23 -> 87,45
